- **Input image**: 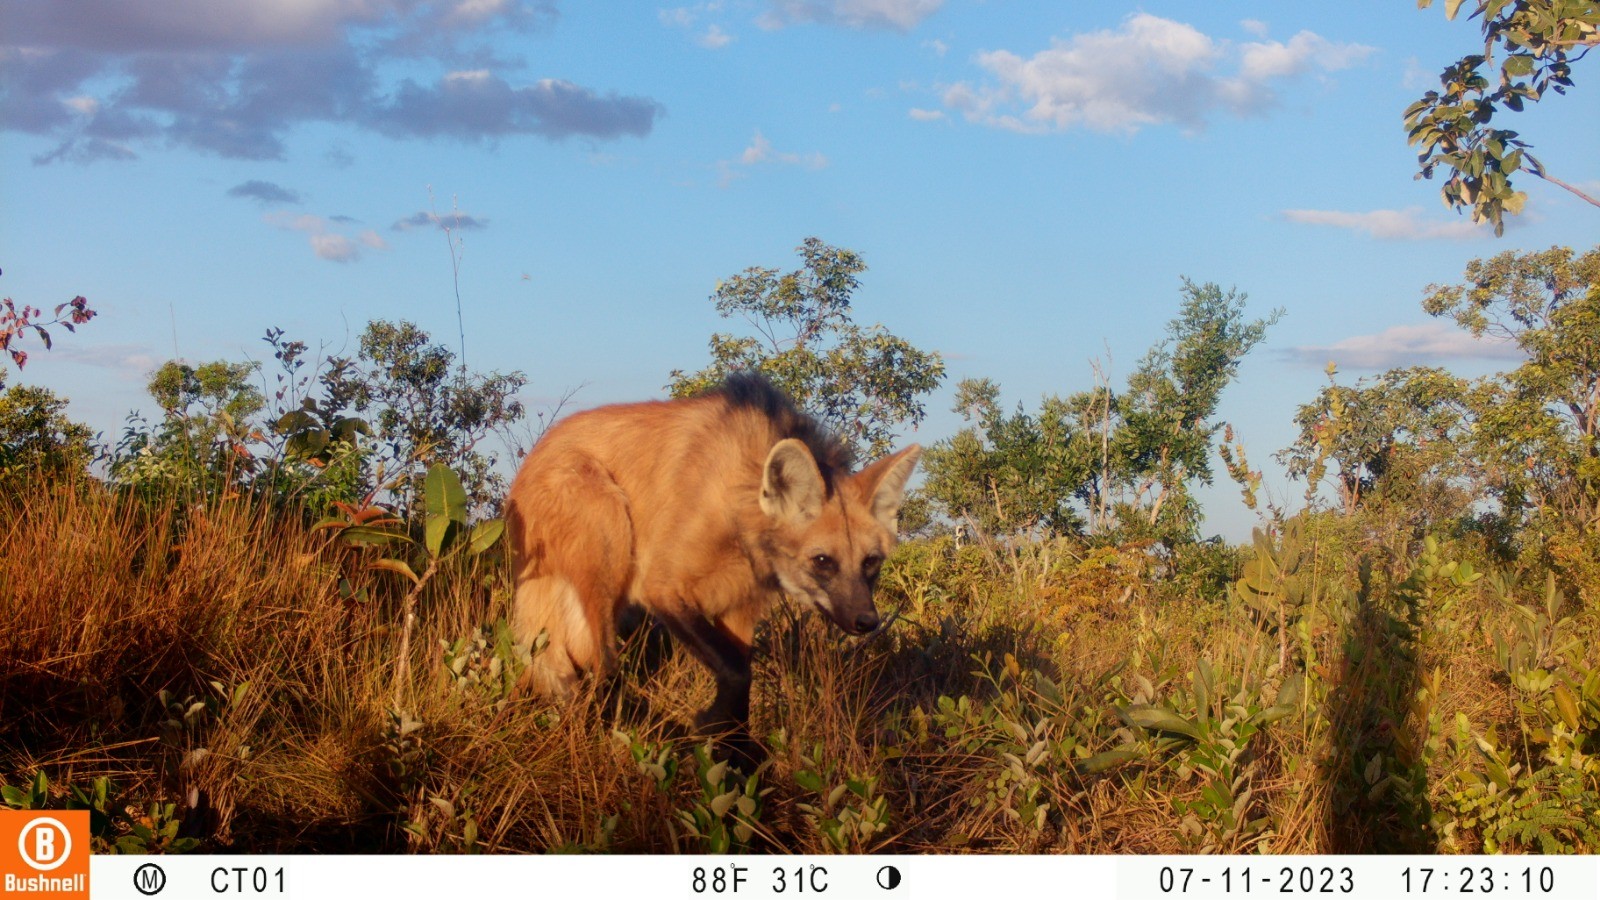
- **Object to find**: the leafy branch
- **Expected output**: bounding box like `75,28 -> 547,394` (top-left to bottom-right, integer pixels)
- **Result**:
1407,0 -> 1600,235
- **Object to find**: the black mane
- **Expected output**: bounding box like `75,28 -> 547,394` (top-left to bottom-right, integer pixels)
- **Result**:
712,372 -> 854,483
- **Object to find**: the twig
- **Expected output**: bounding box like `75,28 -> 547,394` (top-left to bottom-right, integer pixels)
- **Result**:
392,558 -> 440,708
1528,169 -> 1600,210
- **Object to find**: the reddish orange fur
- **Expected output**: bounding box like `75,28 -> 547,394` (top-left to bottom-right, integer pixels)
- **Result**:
504,376 -> 920,745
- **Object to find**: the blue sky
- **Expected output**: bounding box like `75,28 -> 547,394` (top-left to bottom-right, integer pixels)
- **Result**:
3,1 -> 1597,539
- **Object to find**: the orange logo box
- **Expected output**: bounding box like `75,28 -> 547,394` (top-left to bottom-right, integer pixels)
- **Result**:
0,811 -> 89,899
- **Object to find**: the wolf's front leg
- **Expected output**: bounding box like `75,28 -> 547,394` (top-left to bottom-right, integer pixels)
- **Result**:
658,608 -> 761,771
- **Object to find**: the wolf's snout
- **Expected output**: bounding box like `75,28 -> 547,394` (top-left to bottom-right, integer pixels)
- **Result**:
853,612 -> 880,634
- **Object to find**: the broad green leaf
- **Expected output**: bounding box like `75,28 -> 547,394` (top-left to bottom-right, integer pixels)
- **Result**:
1,785 -> 29,809
1120,705 -> 1202,740
285,430 -> 329,460
425,516 -> 455,559
425,464 -> 469,525
275,409 -> 317,434
468,519 -> 506,556
331,417 -> 371,443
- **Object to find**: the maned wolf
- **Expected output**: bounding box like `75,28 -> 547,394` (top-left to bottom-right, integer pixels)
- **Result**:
505,373 -> 921,763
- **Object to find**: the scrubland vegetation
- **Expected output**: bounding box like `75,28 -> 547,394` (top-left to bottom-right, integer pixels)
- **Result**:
3,241 -> 1598,854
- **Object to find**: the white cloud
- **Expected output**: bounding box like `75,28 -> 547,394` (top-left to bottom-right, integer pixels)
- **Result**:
1239,31 -> 1373,81
52,342 -> 161,377
267,212 -> 388,262
739,130 -> 826,167
699,24 -> 733,48
1402,55 -> 1435,91
1282,321 -> 1523,370
659,4 -> 734,49
908,107 -> 945,121
1240,19 -> 1270,38
63,95 -> 99,115
2,0 -> 662,163
941,14 -> 1372,135
718,129 -> 827,186
924,38 -> 948,56
310,233 -> 360,262
659,7 -> 696,27
1281,207 -> 1490,241
759,0 -> 943,31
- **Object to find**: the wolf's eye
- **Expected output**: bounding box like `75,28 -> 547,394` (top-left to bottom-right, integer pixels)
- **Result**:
811,554 -> 837,574
862,555 -> 884,579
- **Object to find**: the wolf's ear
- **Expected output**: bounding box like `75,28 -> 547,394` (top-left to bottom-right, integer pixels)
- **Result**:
761,439 -> 826,524
856,444 -> 921,533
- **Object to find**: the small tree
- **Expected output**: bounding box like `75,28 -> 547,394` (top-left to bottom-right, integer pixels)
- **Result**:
325,320 -> 526,515
111,360 -> 267,494
1109,280 -> 1280,545
922,281 -> 1275,547
668,238 -> 944,459
109,320 -> 527,515
0,385 -> 94,482
920,378 -> 1090,537
1424,244 -> 1600,528
1279,367 -> 1475,522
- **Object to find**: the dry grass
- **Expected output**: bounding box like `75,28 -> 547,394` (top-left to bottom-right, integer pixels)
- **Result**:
2,480 -> 1596,853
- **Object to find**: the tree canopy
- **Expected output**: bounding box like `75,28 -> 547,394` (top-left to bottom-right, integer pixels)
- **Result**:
921,280 -> 1278,548
668,238 -> 945,459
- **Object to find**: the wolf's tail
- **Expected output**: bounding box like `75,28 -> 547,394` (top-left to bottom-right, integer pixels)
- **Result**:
511,575 -> 596,698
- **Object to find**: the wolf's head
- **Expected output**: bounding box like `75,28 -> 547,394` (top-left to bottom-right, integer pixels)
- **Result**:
759,439 -> 922,635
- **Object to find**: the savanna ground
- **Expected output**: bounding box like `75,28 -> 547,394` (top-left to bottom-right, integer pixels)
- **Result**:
3,474 -> 1598,855
4,242 -> 1600,855
5,0 -> 1600,859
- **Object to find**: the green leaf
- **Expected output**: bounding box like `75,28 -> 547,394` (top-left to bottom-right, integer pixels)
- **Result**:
2,785 -> 29,809
467,519 -> 505,556
1076,748 -> 1140,774
1120,705 -> 1202,740
1256,704 -> 1297,726
284,429 -> 329,460
794,770 -> 825,793
275,409 -> 317,434
1276,672 -> 1304,710
424,516 -> 455,559
1443,0 -> 1466,20
425,464 -> 469,525
339,524 -> 412,547
331,416 -> 371,443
